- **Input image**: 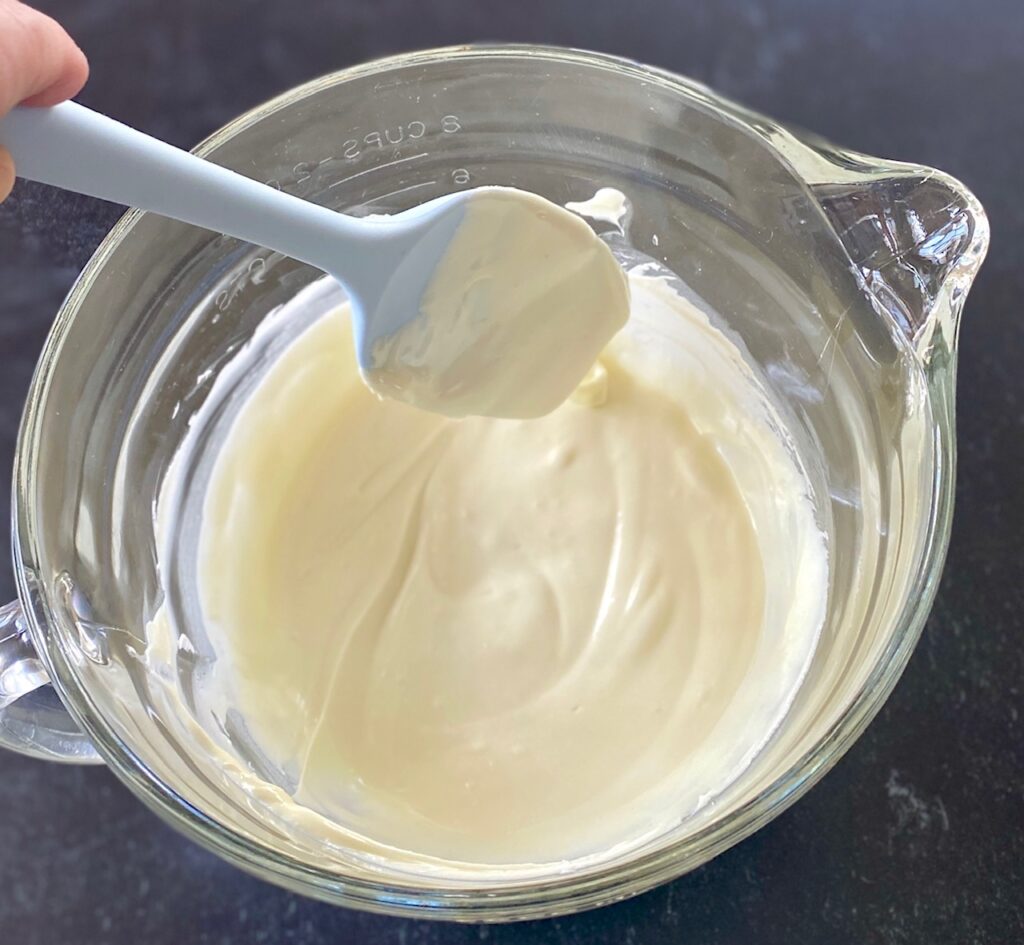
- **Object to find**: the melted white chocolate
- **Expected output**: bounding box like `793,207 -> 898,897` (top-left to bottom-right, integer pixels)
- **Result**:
364,188 -> 630,420
189,269 -> 828,867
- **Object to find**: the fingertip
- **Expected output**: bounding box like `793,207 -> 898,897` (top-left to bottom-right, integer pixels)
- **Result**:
65,40 -> 90,96
1,3 -> 90,109
21,41 -> 89,107
0,148 -> 15,203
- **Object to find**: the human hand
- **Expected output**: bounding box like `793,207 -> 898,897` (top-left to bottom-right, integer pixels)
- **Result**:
0,0 -> 88,200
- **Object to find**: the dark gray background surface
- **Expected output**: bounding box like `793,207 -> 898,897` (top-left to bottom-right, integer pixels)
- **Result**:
1,1 -> 1022,942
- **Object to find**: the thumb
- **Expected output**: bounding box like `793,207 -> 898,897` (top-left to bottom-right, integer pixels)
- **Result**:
0,1 -> 89,115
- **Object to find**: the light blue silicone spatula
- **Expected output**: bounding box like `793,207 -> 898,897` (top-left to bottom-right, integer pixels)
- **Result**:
0,102 -> 628,418
0,102 -> 475,361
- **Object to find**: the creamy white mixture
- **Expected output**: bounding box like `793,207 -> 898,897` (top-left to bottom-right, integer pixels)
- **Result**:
364,188 -> 630,419
184,248 -> 828,867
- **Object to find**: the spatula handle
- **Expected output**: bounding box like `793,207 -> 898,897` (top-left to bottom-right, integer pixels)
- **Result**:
0,101 -> 360,271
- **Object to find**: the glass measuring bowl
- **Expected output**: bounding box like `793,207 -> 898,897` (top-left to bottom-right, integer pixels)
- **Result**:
0,46 -> 987,919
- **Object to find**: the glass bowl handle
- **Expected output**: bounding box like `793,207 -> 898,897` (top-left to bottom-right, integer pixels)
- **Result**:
0,599 -> 102,763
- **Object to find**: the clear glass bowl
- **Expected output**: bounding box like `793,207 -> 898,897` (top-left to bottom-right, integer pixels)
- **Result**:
0,46 -> 987,920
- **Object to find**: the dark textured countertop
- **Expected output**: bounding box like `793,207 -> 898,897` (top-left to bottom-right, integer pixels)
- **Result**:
1,2 -> 1022,942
